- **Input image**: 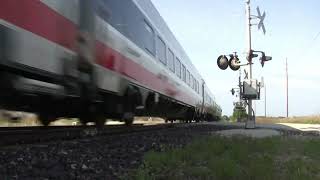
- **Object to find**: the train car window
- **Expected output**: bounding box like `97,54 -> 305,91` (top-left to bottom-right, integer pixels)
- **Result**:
196,80 -> 199,93
175,58 -> 182,78
187,70 -> 190,86
192,77 -> 195,90
195,80 -> 198,93
168,49 -> 175,72
156,36 -> 166,65
182,65 -> 186,82
191,75 -> 194,89
95,0 -> 111,21
143,20 -> 155,55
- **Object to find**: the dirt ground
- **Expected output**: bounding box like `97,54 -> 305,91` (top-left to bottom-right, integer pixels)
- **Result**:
256,116 -> 320,124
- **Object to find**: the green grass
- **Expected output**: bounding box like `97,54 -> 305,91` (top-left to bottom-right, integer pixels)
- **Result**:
128,136 -> 320,180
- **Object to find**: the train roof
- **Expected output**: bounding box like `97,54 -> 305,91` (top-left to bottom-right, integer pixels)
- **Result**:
133,0 -> 203,81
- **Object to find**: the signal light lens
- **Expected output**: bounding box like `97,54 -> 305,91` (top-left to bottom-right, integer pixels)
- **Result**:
229,56 -> 240,71
217,55 -> 229,70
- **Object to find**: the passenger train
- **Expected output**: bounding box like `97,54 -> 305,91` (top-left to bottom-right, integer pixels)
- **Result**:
0,0 -> 222,125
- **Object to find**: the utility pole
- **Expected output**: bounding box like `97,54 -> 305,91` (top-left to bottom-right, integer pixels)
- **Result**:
239,68 -> 242,102
265,83 -> 267,117
245,0 -> 255,129
286,58 -> 288,118
261,76 -> 266,118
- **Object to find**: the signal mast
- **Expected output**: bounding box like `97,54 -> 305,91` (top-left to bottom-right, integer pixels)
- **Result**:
216,0 -> 272,129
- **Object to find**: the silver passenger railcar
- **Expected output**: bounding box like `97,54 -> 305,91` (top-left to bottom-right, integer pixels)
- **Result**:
0,0 -> 221,125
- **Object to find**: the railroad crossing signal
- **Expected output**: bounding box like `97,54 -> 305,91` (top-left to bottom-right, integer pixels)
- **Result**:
216,0 -> 271,129
217,51 -> 271,70
244,69 -> 249,79
231,88 -> 235,95
256,6 -> 266,34
217,55 -> 229,70
260,53 -> 272,67
217,53 -> 241,71
229,54 -> 241,71
248,50 -> 272,67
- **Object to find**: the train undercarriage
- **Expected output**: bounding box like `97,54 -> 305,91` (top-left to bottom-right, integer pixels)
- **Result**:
0,72 -> 207,126
0,61 -> 206,126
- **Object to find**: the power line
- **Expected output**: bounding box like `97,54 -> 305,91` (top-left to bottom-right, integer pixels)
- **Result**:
313,31 -> 320,41
296,30 -> 320,60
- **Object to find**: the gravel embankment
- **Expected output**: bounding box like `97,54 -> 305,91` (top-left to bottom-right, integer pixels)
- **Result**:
216,129 -> 281,138
0,124 -> 235,180
1,123 -> 320,180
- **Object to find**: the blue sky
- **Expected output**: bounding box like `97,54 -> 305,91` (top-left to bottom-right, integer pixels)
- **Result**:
151,0 -> 320,116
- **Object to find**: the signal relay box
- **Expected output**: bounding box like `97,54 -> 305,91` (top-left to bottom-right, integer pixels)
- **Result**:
242,79 -> 261,100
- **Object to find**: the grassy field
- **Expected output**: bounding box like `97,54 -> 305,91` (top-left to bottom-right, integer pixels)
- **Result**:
256,116 -> 320,124
128,136 -> 320,180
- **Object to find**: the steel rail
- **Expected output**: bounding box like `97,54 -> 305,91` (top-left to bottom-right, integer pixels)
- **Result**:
0,123 -> 176,146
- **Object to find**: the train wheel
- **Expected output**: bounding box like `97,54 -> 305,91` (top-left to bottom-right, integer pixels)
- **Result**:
38,113 -> 54,126
79,116 -> 88,126
94,116 -> 106,128
123,86 -> 140,126
92,103 -> 106,128
164,119 -> 168,123
79,106 -> 90,125
79,100 -> 99,126
79,112 -> 104,126
123,112 -> 134,126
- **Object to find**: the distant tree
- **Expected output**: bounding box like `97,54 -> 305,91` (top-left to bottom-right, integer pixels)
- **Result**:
231,107 -> 248,122
221,115 -> 230,121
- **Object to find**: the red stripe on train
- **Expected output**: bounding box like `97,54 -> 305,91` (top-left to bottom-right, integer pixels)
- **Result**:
95,42 -> 191,103
0,0 -> 77,50
0,0 -> 196,105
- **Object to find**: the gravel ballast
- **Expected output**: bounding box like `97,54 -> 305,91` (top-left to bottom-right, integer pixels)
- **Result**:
0,124 -> 235,179
1,123 -> 320,179
216,129 -> 280,138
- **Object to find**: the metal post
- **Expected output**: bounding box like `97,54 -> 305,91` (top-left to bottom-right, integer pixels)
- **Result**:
265,84 -> 266,117
286,58 -> 288,118
245,0 -> 255,128
238,69 -> 242,123
239,69 -> 242,102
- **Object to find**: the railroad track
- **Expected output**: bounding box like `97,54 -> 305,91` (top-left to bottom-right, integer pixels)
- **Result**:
0,123 -> 179,146
3,122 -> 317,147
